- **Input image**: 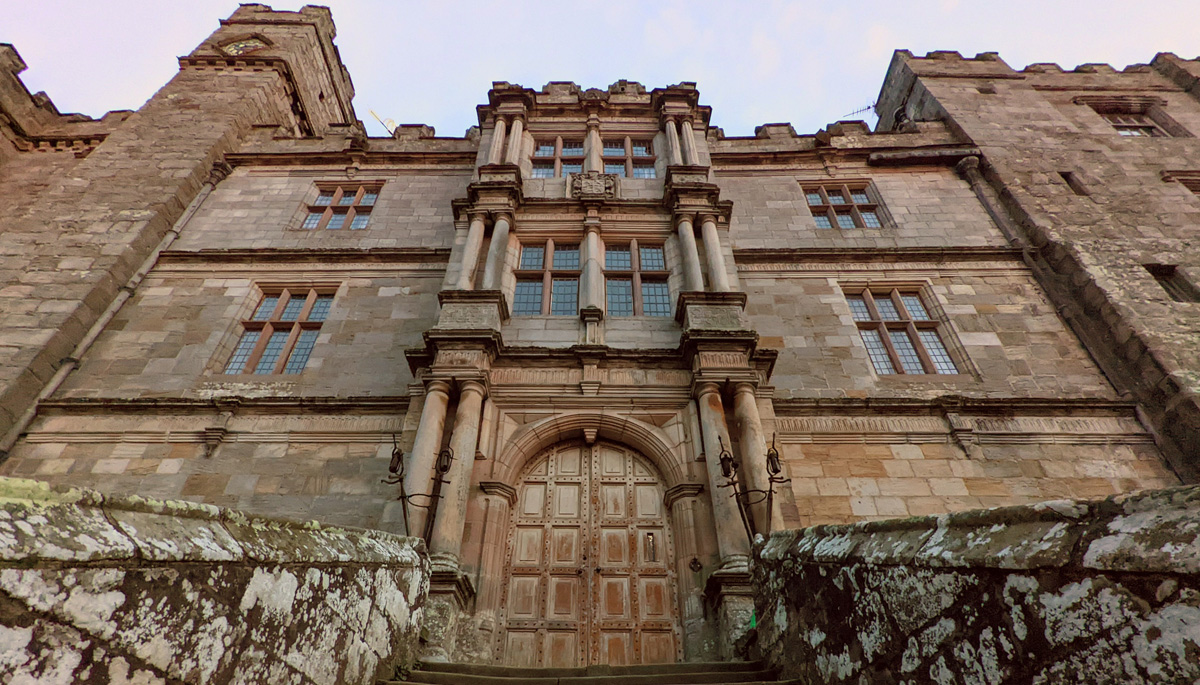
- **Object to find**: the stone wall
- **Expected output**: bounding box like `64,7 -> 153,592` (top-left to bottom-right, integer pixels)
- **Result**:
0,477 -> 429,684
752,485 -> 1200,683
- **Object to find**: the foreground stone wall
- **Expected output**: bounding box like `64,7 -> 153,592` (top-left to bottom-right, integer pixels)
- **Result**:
753,486 -> 1200,684
0,477 -> 429,684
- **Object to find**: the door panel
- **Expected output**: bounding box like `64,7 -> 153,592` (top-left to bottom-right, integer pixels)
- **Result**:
497,442 -> 681,666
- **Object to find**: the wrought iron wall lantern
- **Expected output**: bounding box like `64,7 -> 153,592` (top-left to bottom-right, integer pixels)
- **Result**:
383,434 -> 455,542
717,433 -> 789,546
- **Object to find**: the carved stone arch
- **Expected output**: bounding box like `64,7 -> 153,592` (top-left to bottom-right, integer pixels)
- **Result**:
494,411 -> 686,489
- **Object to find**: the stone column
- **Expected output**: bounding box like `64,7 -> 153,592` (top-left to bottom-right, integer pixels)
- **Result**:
664,117 -> 684,166
429,380 -> 487,569
582,225 -> 604,311
455,213 -> 487,290
585,115 -> 603,173
695,382 -> 751,567
504,117 -> 525,166
700,214 -> 731,292
403,379 -> 452,539
680,118 -> 700,165
487,117 -> 507,165
732,382 -> 774,535
481,212 -> 512,290
676,214 -> 704,292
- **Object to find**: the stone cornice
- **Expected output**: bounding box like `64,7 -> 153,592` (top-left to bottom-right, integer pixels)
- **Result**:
157,247 -> 451,264
772,396 -> 1138,417
709,143 -> 980,167
732,246 -> 1023,264
224,150 -> 477,167
36,396 -> 411,415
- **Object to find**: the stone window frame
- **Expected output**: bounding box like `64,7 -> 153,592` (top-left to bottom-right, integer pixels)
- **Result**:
1074,95 -> 1190,139
842,285 -> 965,376
1144,264 -> 1200,303
300,182 -> 383,230
222,285 -> 337,375
531,136 -> 586,178
601,136 -> 657,178
513,238 -> 582,316
604,240 -> 671,317
802,181 -> 891,230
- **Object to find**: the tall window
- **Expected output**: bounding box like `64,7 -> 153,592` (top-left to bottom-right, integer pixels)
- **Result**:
605,243 -> 671,316
513,240 -> 581,315
531,137 -> 585,178
804,183 -> 885,229
224,288 -> 334,374
846,288 -> 959,375
602,137 -> 656,178
302,183 -> 380,230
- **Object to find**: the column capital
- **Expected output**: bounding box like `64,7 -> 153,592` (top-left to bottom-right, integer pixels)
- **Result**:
698,213 -> 718,226
458,378 -> 488,398
425,378 -> 452,395
469,211 -> 489,224
584,222 -> 602,235
586,113 -> 601,129
732,380 -> 758,395
491,210 -> 514,225
694,380 -> 722,398
675,212 -> 697,225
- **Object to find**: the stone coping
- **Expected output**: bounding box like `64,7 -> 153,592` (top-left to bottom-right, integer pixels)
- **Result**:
0,476 -> 427,565
757,484 -> 1200,575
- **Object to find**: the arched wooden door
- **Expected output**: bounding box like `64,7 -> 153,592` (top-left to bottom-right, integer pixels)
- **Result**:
497,441 -> 681,667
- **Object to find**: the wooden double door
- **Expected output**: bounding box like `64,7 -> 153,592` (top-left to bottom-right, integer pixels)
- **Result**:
498,441 -> 681,666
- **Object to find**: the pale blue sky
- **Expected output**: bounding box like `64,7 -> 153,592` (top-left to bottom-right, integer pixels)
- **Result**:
6,1 -> 1199,138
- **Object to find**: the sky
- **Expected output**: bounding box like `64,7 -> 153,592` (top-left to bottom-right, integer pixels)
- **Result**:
5,1 -> 1199,139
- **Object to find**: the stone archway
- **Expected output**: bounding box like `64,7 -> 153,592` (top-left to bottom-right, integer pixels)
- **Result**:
495,440 -> 682,667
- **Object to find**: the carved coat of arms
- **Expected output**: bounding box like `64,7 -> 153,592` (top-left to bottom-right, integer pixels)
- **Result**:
570,171 -> 617,200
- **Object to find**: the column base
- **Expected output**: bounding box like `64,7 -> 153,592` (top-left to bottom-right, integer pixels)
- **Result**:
675,291 -> 749,331
705,568 -> 756,661
435,289 -> 509,329
419,569 -> 478,663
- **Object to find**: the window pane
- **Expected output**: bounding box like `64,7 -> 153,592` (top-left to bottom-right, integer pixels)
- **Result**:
641,281 -> 672,317
314,191 -> 334,206
900,295 -> 929,320
851,190 -> 870,204
550,278 -> 578,315
223,330 -> 261,374
632,165 -> 656,179
639,246 -> 666,271
254,330 -> 291,374
337,192 -> 356,206
604,163 -> 626,176
279,296 -> 306,322
561,163 -> 582,176
827,190 -> 846,204
553,245 -> 580,269
283,329 -> 319,374
561,142 -> 584,156
303,212 -> 323,229
513,280 -> 544,315
836,212 -> 856,229
360,191 -> 378,206
806,191 -> 823,206
252,296 -> 279,321
603,141 -> 625,156
632,142 -> 652,156
814,215 -> 833,229
607,278 -> 633,316
875,297 -> 902,321
606,246 -> 632,270
350,213 -> 370,229
308,295 -> 333,322
860,329 -> 896,374
520,246 -> 545,270
919,330 -> 959,374
531,162 -> 555,178
326,212 -> 346,230
847,295 -> 872,322
860,210 -> 881,228
889,330 -> 926,374
534,144 -> 556,157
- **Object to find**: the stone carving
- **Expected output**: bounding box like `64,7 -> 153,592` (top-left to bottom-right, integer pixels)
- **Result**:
570,171 -> 617,200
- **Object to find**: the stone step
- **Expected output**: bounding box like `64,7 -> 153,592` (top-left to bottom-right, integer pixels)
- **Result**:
413,661 -> 769,679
